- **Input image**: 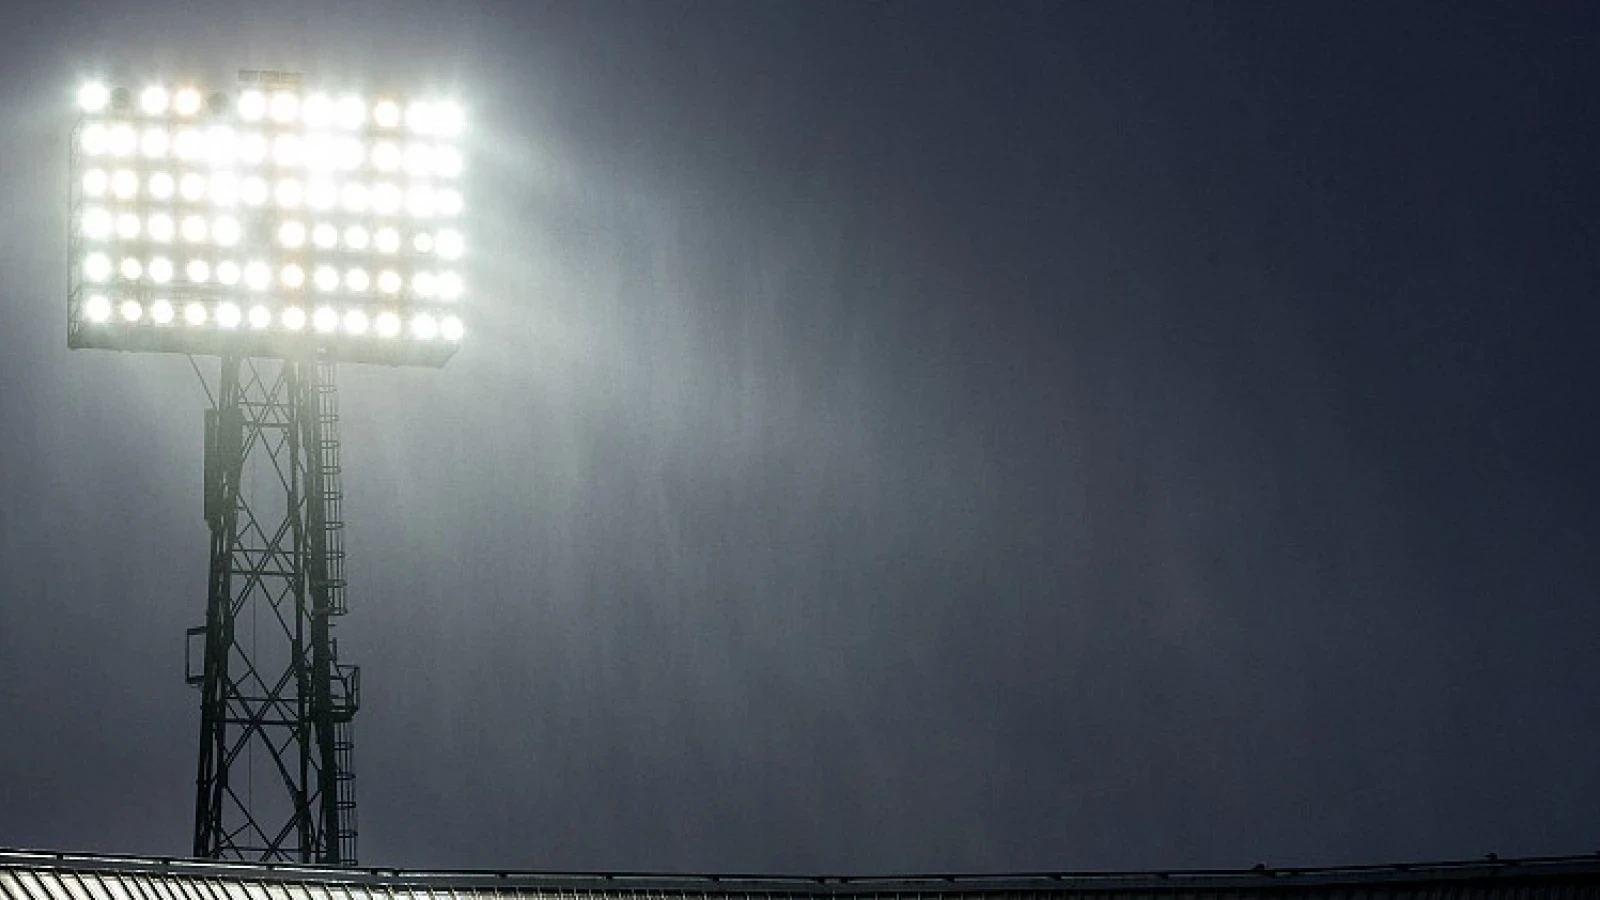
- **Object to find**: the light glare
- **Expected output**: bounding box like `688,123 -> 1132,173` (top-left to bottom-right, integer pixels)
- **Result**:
148,171 -> 175,200
139,86 -> 169,115
440,315 -> 463,341
282,306 -> 307,330
78,82 -> 110,113
120,299 -> 143,322
83,253 -> 112,282
411,312 -> 438,339
344,308 -> 369,334
375,311 -> 400,337
313,306 -> 339,332
186,259 -> 211,283
82,169 -> 109,196
148,257 -> 174,283
185,302 -> 208,325
216,301 -> 242,329
173,88 -> 203,116
248,305 -> 272,328
84,294 -> 112,322
238,90 -> 266,121
151,299 -> 175,324
147,213 -> 175,242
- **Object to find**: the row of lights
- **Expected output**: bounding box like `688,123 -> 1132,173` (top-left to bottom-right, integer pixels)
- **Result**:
81,252 -> 463,299
79,207 -> 464,259
81,294 -> 463,340
79,84 -> 464,137
80,124 -> 462,178
78,167 -> 462,217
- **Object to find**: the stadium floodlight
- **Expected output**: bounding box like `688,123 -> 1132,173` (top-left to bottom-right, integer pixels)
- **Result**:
69,77 -> 466,365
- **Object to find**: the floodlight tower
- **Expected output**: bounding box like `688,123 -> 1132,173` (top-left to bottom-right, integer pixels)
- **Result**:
67,73 -> 467,865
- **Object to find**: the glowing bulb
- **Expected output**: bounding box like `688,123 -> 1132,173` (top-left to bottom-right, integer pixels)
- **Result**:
173,128 -> 205,161
344,308 -> 369,334
281,263 -> 305,289
313,266 -> 340,292
345,268 -> 370,292
237,132 -> 267,165
78,82 -> 110,113
411,271 -> 437,297
119,299 -> 143,322
81,124 -> 108,155
83,253 -> 112,282
335,95 -> 365,130
216,302 -> 242,329
147,171 -> 175,200
436,188 -> 463,216
343,225 -> 370,250
115,213 -> 140,240
405,186 -> 436,218
241,176 -> 269,207
313,306 -> 339,333
150,299 -> 175,324
82,169 -> 109,196
212,216 -> 241,247
248,305 -> 272,329
179,172 -> 206,202
84,293 -> 112,322
180,215 -> 208,243
339,182 -> 369,212
269,91 -> 299,124
147,257 -> 173,284
81,208 -> 112,240
434,146 -> 462,178
312,223 -> 338,249
209,172 -> 240,206
404,102 -> 434,134
371,140 -> 401,172
373,99 -> 401,128
147,213 -> 175,243
205,126 -> 237,166
139,86 -> 169,116
119,257 -> 143,280
302,93 -> 334,128
244,261 -> 271,291
411,312 -> 438,340
375,310 -> 401,337
374,226 -> 400,254
437,271 -> 463,300
111,169 -> 138,200
371,182 -> 401,215
282,306 -> 307,330
412,232 -> 435,253
173,88 -> 202,116
377,270 -> 402,294
238,90 -> 266,121
434,102 -> 464,137
186,259 -> 211,283
435,229 -> 463,260
140,127 -> 169,158
403,142 -> 433,177
274,178 -> 303,208
108,124 -> 136,157
272,134 -> 302,166
216,260 -> 241,286
440,314 -> 463,341
336,136 -> 364,170
306,179 -> 337,210
184,302 -> 208,326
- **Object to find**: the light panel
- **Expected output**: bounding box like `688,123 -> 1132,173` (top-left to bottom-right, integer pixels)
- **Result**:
70,78 -> 466,367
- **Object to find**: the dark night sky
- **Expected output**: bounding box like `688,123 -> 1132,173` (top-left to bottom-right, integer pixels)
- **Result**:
2,0 -> 1600,876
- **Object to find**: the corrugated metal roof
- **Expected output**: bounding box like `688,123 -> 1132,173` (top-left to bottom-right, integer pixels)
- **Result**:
2,849 -> 1600,900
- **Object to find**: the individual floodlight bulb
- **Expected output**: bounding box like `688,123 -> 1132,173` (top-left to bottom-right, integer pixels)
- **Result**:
119,257 -> 143,280
140,127 -> 169,158
375,310 -> 400,337
313,265 -> 339,292
180,215 -> 208,243
111,169 -> 138,200
205,126 -> 237,166
405,186 -> 436,218
435,229 -> 463,260
237,131 -> 267,165
411,312 -> 438,339
81,124 -> 109,155
434,146 -> 462,178
436,188 -> 462,216
184,301 -> 208,326
403,142 -> 433,177
281,263 -> 305,289
216,301 -> 242,328
313,306 -> 339,333
84,293 -> 112,322
412,232 -> 435,254
248,304 -> 272,329
238,90 -> 266,121
216,260 -> 241,286
311,223 -> 338,249
173,128 -> 205,161
186,259 -> 210,283
343,225 -> 370,250
339,182 -> 369,212
335,95 -> 365,130
81,208 -> 112,240
345,267 -> 370,292
115,212 -> 141,240
82,169 -> 109,197
272,133 -> 303,167
336,136 -> 364,170
377,269 -> 402,294
147,256 -> 173,284
344,308 -> 369,334
147,213 -> 175,242
305,179 -> 337,210
282,306 -> 307,330
371,182 -> 401,215
278,220 -> 306,249
437,271 -> 463,300
433,102 -> 464,137
440,314 -> 463,341
269,90 -> 299,124
173,87 -> 203,117
179,172 -> 206,202
212,215 -> 241,247
405,101 -> 436,134
209,171 -> 240,206
244,260 -> 271,291
119,299 -> 142,322
411,271 -> 437,297
147,171 -> 175,200
371,140 -> 401,172
150,298 -> 175,324
78,82 -> 110,113
373,99 -> 401,128
374,226 -> 400,254
108,123 -> 137,157
83,253 -> 112,282
302,92 -> 334,128
302,133 -> 338,171
241,176 -> 269,206
274,178 -> 303,208
139,86 -> 169,116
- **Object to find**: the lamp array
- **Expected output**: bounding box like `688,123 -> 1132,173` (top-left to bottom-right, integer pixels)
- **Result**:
79,293 -> 462,342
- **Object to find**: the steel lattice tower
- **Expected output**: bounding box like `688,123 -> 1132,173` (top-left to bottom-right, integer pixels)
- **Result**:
187,355 -> 359,863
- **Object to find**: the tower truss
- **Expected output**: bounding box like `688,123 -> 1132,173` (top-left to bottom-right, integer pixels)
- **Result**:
187,355 -> 359,863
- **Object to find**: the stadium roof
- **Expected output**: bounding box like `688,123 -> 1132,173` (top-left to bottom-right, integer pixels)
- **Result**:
3,850 -> 1600,900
